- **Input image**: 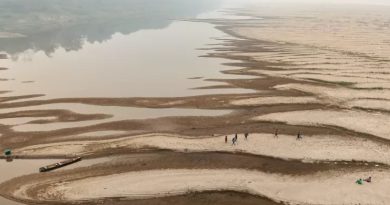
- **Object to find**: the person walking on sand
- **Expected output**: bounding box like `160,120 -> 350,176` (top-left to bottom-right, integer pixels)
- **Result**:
297,131 -> 302,140
274,129 -> 278,138
233,133 -> 238,145
244,133 -> 249,140
232,137 -> 236,145
225,136 -> 228,143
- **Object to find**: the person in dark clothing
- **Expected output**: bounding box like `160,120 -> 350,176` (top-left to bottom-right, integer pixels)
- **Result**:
297,131 -> 302,140
364,176 -> 372,183
225,136 -> 228,143
244,133 -> 248,140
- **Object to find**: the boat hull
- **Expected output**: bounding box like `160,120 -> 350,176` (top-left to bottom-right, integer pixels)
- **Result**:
39,157 -> 82,172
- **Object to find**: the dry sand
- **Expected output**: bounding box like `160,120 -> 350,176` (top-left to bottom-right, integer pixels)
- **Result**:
255,109 -> 390,141
274,83 -> 390,102
230,96 -> 320,106
15,133 -> 390,165
13,169 -> 390,205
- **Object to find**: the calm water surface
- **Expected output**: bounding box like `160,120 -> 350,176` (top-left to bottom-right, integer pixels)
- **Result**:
0,0 -> 253,99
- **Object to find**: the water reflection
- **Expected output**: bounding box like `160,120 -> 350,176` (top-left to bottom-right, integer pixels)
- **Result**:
0,0 -> 256,98
0,21 -> 251,98
0,0 -> 220,57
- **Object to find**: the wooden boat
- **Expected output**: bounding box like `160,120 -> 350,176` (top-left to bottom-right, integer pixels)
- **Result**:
39,157 -> 82,172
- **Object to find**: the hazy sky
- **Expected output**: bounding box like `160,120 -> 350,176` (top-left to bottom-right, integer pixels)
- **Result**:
225,0 -> 390,6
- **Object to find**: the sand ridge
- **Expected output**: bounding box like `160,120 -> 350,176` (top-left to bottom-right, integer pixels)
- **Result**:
15,133 -> 390,165
255,109 -> 390,141
12,168 -> 390,205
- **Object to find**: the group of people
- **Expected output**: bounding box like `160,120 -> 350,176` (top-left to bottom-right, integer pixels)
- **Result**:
225,133 -> 249,145
225,129 -> 304,144
356,176 -> 372,185
224,131 -> 371,186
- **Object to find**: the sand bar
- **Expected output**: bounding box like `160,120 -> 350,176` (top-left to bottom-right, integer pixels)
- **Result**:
14,169 -> 389,205
15,133 -> 390,165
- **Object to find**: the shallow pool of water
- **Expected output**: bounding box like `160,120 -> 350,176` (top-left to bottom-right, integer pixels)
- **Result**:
0,20 -> 250,99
